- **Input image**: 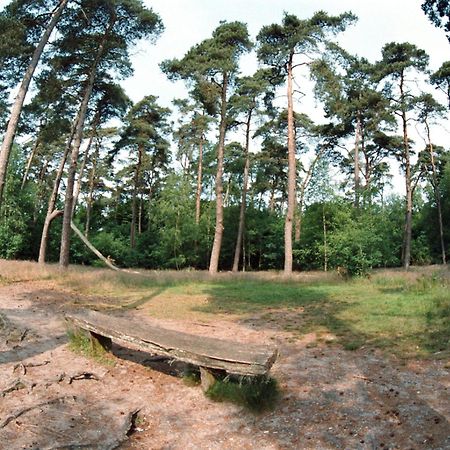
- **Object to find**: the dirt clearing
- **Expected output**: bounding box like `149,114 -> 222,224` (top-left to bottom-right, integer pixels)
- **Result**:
0,279 -> 449,449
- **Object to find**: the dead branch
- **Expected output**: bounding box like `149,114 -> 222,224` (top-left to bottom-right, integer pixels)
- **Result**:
0,378 -> 35,397
67,371 -> 101,384
19,328 -> 29,342
13,360 -> 50,376
43,372 -> 66,387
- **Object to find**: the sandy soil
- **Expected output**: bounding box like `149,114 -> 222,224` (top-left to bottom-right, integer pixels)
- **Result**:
0,280 -> 449,449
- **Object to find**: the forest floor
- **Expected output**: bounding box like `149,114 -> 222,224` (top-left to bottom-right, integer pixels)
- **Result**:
0,262 -> 449,449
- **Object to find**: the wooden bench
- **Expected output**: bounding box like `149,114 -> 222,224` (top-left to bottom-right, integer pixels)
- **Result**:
65,310 -> 278,389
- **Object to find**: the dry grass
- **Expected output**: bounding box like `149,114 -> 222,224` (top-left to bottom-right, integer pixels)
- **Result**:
1,260 -> 448,360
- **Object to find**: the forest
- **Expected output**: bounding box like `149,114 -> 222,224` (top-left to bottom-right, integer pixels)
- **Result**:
0,0 -> 449,276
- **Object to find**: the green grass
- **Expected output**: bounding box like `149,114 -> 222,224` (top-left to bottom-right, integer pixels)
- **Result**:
67,328 -> 115,365
194,271 -> 450,359
58,268 -> 450,359
3,260 -> 448,360
206,375 -> 280,412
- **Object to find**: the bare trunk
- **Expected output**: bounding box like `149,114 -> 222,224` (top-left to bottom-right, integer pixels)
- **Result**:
354,114 -> 361,208
294,148 -> 324,243
84,145 -> 98,237
323,204 -> 328,272
138,194 -> 143,235
284,53 -> 296,275
400,72 -> 412,270
71,221 -> 120,271
0,0 -> 70,209
425,121 -> 446,264
130,143 -> 143,249
59,16 -> 115,268
21,139 -> 40,190
72,114 -> 99,214
208,72 -> 228,274
232,112 -> 251,272
195,137 -> 204,224
38,123 -> 77,264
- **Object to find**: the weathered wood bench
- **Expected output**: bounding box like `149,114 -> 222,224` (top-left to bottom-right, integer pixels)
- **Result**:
65,310 -> 278,389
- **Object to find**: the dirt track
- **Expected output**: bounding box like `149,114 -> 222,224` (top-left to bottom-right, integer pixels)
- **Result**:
0,280 -> 449,449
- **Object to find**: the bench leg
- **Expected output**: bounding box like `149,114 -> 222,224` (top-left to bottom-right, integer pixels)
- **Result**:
89,332 -> 112,353
199,367 -> 217,392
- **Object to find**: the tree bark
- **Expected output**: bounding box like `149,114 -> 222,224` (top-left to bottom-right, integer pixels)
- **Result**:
130,143 -> 143,249
425,120 -> 446,264
84,143 -> 99,237
0,0 -> 70,209
354,114 -> 362,208
322,204 -> 328,272
38,124 -> 77,264
284,53 -> 296,275
294,148 -> 324,243
195,136 -> 204,224
400,71 -> 412,270
21,139 -> 40,190
71,221 -> 119,271
232,111 -> 252,272
59,16 -> 116,268
208,72 -> 228,274
72,113 -> 99,214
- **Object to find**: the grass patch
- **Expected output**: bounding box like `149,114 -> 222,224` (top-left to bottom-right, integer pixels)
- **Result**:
3,260 -> 449,360
206,375 -> 280,413
182,367 -> 201,387
67,328 -> 115,366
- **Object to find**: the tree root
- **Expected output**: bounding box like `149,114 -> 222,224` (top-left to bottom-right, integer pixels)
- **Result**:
0,379 -> 35,397
0,396 -> 75,429
13,360 -> 50,376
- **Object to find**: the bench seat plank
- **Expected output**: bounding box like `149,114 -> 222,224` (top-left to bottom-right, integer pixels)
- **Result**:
65,310 -> 278,376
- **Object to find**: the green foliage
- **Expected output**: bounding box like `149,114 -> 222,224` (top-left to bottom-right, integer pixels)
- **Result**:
150,174 -> 200,269
67,328 -> 114,365
0,146 -> 34,259
327,218 -> 383,276
206,375 -> 279,412
422,0 -> 450,41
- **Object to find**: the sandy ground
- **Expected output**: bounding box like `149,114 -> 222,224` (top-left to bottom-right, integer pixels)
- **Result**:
0,280 -> 449,450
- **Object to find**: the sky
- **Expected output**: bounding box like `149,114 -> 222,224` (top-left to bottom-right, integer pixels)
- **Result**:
1,0 -> 449,192
122,0 -> 450,108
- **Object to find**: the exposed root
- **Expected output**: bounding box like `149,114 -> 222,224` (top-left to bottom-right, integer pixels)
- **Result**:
0,396 -> 75,429
13,360 -> 50,376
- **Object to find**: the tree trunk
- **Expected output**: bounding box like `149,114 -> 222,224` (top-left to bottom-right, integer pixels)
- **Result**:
284,53 -> 296,275
38,123 -> 77,264
59,16 -> 116,268
84,144 -> 98,237
208,72 -> 228,274
72,114 -> 99,214
322,204 -> 328,272
232,111 -> 252,272
425,121 -> 446,264
130,143 -> 143,249
21,138 -> 40,190
354,114 -> 362,208
0,0 -> 70,209
294,148 -> 324,243
71,221 -> 119,271
195,137 -> 204,224
400,72 -> 412,270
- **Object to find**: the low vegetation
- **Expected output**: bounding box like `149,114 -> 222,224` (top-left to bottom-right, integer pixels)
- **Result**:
1,260 -> 449,360
206,376 -> 280,413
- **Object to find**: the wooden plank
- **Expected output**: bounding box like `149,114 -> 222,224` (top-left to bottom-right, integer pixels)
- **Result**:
65,310 -> 278,376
